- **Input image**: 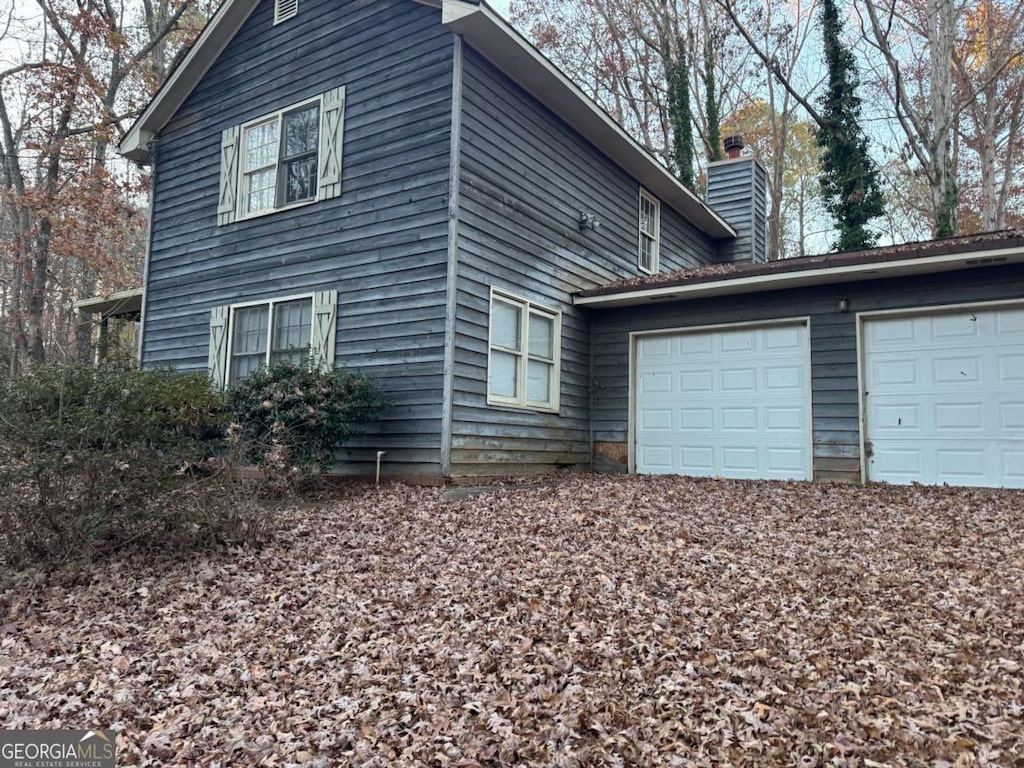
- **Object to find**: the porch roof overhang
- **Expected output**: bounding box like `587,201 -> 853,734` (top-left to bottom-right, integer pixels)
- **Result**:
573,232 -> 1024,309
75,288 -> 144,319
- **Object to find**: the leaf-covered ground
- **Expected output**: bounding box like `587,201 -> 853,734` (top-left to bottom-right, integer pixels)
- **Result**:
2,475 -> 1023,767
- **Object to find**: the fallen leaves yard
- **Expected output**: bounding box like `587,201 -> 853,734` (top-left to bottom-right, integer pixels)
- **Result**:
2,475 -> 1023,766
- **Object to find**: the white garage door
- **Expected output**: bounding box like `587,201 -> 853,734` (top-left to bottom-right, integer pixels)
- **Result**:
634,322 -> 812,480
863,306 -> 1024,488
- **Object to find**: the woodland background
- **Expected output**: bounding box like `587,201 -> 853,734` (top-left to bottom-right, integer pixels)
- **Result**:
0,0 -> 1021,371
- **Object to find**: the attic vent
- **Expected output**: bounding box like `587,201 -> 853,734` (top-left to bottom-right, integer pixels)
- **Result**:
274,0 -> 298,24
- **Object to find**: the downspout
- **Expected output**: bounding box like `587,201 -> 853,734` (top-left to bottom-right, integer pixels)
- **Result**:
439,34 -> 464,478
135,145 -> 156,372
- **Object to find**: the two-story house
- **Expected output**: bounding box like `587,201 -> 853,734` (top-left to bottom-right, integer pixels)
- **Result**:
119,0 -> 1024,488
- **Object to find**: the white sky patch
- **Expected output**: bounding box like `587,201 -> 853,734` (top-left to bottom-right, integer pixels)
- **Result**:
488,0 -> 511,19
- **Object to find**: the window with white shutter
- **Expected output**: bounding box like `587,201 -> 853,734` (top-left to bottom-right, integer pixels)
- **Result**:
487,288 -> 561,412
217,87 -> 345,225
208,292 -> 337,389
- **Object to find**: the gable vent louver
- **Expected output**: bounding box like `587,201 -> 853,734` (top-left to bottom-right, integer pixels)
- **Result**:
274,0 -> 298,24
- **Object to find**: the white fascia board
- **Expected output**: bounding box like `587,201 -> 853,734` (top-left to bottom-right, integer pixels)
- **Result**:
118,0 -> 261,163
441,0 -> 736,239
74,287 -> 144,316
573,246 -> 1024,308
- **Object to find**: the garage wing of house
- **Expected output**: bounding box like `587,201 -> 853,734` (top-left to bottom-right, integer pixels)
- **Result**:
108,0 -> 1024,488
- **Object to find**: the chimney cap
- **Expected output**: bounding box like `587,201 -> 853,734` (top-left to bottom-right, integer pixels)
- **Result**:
723,135 -> 745,158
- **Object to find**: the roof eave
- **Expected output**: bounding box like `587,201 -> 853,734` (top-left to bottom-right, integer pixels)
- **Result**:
117,0 -> 261,163
573,245 -> 1024,308
440,0 -> 736,239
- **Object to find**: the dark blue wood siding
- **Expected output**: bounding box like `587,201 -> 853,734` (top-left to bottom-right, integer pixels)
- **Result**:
449,48 -> 717,477
590,264 -> 1024,482
143,0 -> 454,476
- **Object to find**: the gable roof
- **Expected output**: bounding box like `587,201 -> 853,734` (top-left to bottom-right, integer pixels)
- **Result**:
574,230 -> 1024,308
117,0 -> 735,239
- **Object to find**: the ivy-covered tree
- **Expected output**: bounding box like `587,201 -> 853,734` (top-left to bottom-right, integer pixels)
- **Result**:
665,35 -> 695,188
703,35 -> 722,163
816,0 -> 884,251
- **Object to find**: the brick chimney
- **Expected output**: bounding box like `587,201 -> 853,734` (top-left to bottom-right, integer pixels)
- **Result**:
706,135 -> 769,264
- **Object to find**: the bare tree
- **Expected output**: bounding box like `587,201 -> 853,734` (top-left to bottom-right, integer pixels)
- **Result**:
0,0 -> 207,370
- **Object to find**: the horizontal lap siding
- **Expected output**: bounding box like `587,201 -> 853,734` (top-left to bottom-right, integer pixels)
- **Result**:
590,264 -> 1024,482
451,48 -> 716,477
143,0 -> 454,475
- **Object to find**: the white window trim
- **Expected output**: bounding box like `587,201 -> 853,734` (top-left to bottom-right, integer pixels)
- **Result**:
236,95 -> 324,222
226,292 -> 315,385
638,188 -> 661,274
274,0 -> 299,25
486,288 -> 562,413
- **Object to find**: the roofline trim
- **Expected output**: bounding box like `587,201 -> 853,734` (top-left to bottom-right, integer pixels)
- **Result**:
573,245 -> 1024,308
118,0 -> 261,162
440,0 -> 736,238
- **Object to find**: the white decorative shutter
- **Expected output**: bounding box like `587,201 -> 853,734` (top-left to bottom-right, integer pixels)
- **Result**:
310,290 -> 338,369
208,305 -> 230,388
217,127 -> 240,226
318,87 -> 346,200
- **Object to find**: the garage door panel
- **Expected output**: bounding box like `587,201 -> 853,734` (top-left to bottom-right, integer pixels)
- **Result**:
680,446 -> 715,474
765,325 -> 806,351
680,408 -> 714,431
997,310 -> 1024,335
722,407 -> 757,431
678,334 -> 713,355
872,358 -> 919,386
937,448 -> 986,479
1005,451 -> 1024,483
934,403 -> 984,430
721,368 -> 757,392
998,354 -> 1024,381
638,336 -> 672,359
680,370 -> 713,394
638,408 -> 673,431
721,329 -> 755,353
865,306 -> 1024,488
721,446 -> 760,474
635,322 -> 811,480
766,406 -> 804,431
932,314 -> 981,340
1002,403 -> 1024,429
636,445 -> 674,472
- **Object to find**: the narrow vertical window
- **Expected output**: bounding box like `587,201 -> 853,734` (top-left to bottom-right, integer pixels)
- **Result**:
639,189 -> 660,273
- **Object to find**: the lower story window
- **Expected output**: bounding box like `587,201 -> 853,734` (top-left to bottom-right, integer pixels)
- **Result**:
487,288 -> 561,412
229,297 -> 313,385
209,290 -> 337,390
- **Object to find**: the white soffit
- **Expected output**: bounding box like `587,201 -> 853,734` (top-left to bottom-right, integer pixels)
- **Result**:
440,0 -> 735,238
574,247 -> 1024,308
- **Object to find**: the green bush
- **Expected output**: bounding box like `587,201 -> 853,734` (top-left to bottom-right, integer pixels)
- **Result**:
227,361 -> 388,475
0,365 -> 235,564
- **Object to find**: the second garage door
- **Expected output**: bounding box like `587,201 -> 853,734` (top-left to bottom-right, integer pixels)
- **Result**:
634,322 -> 812,480
863,306 -> 1024,488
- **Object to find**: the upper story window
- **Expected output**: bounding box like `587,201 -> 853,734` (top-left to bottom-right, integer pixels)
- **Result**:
242,101 -> 320,216
275,0 -> 298,24
217,87 -> 346,226
638,189 -> 660,273
487,288 -> 561,413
